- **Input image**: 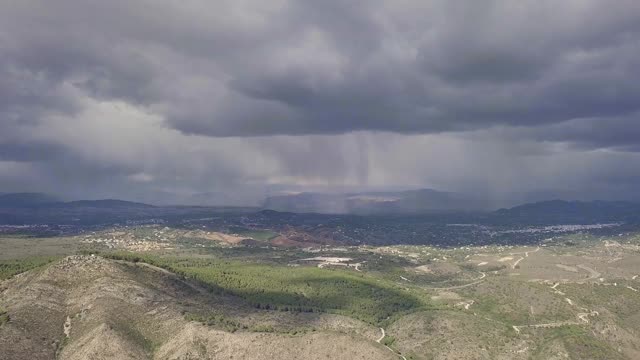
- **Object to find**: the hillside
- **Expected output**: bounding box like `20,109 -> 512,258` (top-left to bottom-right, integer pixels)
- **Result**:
3,226 -> 640,359
0,256 -> 393,360
495,200 -> 640,223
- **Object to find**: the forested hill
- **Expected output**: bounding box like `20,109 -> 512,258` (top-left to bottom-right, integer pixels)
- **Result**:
495,200 -> 640,223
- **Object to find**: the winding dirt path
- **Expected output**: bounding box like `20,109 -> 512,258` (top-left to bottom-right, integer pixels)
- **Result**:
376,327 -> 386,343
513,280 -> 599,334
509,246 -> 540,269
512,257 -> 525,269
509,246 -> 541,257
424,272 -> 486,290
512,313 -> 594,334
576,264 -> 600,282
376,328 -> 407,360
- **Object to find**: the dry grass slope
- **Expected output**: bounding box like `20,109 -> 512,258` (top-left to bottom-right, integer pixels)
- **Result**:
0,256 -> 395,360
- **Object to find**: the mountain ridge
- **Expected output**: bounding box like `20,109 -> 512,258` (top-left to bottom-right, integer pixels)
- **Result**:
0,193 -> 154,209
263,188 -> 488,214
494,199 -> 640,223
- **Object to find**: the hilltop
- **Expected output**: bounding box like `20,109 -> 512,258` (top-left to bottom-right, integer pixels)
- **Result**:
0,255 -> 393,360
495,200 -> 640,223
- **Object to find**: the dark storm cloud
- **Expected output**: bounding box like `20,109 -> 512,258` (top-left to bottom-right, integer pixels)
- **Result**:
2,0 -> 639,138
521,114 -> 640,152
1,0 -> 640,203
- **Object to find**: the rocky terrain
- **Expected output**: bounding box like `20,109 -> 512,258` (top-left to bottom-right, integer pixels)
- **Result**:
3,228 -> 640,359
0,256 -> 393,360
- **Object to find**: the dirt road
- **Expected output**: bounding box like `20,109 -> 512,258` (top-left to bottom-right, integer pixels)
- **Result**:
376,328 -> 407,360
424,272 -> 486,290
576,264 -> 601,282
376,328 -> 386,343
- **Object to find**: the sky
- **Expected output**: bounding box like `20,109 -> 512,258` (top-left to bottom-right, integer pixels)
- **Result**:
1,0 -> 640,207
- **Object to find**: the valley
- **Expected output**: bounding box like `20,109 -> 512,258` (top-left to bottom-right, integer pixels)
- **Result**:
2,217 -> 640,359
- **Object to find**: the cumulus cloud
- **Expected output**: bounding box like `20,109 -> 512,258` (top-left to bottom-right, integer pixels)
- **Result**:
1,0 -> 640,205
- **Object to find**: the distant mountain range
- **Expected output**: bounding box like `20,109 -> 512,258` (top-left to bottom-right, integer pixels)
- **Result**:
3,192 -> 640,224
0,193 -> 154,209
61,199 -> 155,209
263,189 -> 489,214
0,193 -> 61,207
263,190 -> 640,221
495,199 -> 640,223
